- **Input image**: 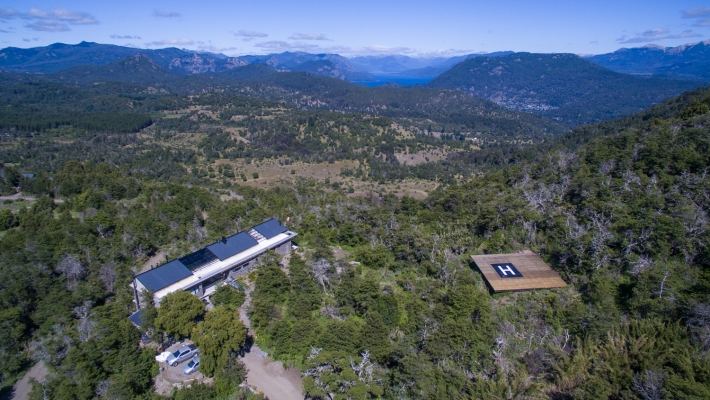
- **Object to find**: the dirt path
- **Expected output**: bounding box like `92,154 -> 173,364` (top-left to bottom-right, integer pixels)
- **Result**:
241,351 -> 304,400
140,250 -> 168,273
0,193 -> 64,204
1,361 -> 48,400
0,193 -> 36,202
239,281 -> 303,400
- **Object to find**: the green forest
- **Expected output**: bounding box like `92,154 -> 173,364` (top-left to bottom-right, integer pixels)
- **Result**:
1,68 -> 710,399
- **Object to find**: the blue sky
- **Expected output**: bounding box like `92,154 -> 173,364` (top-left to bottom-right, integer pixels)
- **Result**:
1,1 -> 709,57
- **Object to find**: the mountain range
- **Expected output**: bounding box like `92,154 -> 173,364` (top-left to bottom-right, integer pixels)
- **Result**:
0,42 -> 372,80
1,41 -> 708,127
586,40 -> 710,81
426,52 -> 703,125
3,41 -> 710,83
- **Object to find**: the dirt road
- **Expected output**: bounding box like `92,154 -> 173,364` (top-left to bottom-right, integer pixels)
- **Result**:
242,350 -> 304,400
0,193 -> 36,202
1,361 -> 48,400
239,281 -> 304,400
0,193 -> 63,204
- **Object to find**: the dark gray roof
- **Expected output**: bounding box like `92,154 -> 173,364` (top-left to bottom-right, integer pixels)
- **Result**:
136,259 -> 192,292
207,232 -> 258,261
179,248 -> 218,271
128,310 -> 144,328
253,218 -> 288,239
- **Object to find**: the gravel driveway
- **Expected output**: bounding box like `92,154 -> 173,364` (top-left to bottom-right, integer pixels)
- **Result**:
239,279 -> 304,400
1,361 -> 48,400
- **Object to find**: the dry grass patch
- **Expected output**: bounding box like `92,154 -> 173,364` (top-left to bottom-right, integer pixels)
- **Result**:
209,158 -> 438,199
394,149 -> 448,166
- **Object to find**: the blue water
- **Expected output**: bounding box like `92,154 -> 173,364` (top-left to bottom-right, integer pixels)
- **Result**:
352,75 -> 434,87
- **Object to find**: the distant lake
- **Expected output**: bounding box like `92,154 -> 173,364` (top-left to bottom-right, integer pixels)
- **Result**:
352,75 -> 434,87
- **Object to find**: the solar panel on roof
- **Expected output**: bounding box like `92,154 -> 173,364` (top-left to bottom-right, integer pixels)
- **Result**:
179,248 -> 218,271
207,232 -> 258,260
253,218 -> 287,239
136,259 -> 192,292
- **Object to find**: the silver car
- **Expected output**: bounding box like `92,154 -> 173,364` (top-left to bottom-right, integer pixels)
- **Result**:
166,344 -> 199,366
183,356 -> 200,375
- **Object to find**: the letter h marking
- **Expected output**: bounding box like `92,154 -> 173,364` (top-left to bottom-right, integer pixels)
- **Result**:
498,264 -> 516,276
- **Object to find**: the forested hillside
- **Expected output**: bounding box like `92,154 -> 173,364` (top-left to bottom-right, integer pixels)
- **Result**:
0,76 -> 565,188
7,49 -> 701,131
0,62 -> 567,140
1,54 -> 710,399
426,52 -> 703,125
242,89 -> 710,398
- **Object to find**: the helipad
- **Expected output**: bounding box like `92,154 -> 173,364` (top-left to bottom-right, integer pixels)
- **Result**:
471,250 -> 567,292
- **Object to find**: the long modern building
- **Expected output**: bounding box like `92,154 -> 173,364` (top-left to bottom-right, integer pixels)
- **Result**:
133,218 -> 296,305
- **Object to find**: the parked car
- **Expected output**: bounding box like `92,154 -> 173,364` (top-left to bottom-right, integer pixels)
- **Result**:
166,344 -> 199,366
183,356 -> 200,375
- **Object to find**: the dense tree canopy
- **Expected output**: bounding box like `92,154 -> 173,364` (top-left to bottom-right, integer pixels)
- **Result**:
155,291 -> 205,339
192,306 -> 247,376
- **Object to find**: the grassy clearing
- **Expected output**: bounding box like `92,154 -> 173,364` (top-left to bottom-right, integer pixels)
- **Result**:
205,158 -> 439,199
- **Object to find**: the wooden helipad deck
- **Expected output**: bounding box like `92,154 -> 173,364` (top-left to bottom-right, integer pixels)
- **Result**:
471,250 -> 567,292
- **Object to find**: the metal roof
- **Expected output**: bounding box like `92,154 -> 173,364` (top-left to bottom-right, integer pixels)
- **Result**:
136,259 -> 192,292
253,218 -> 288,239
128,310 -> 144,328
179,248 -> 218,271
206,232 -> 258,261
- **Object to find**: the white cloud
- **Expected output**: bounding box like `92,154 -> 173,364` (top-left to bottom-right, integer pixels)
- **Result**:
145,37 -> 195,47
26,7 -> 49,19
25,20 -> 70,32
254,40 -> 320,51
22,37 -> 39,42
288,33 -> 331,41
197,44 -> 238,53
21,7 -> 97,24
617,28 -> 702,44
416,48 -> 472,57
48,8 -> 97,24
251,41 -> 421,56
682,7 -> 710,28
111,34 -> 141,39
356,45 -> 417,55
0,8 -> 20,19
1,7 -> 97,32
152,10 -> 181,18
682,7 -> 710,19
235,30 -> 268,38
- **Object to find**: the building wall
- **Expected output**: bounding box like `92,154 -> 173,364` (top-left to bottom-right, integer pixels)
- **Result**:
275,240 -> 292,255
229,258 -> 258,279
